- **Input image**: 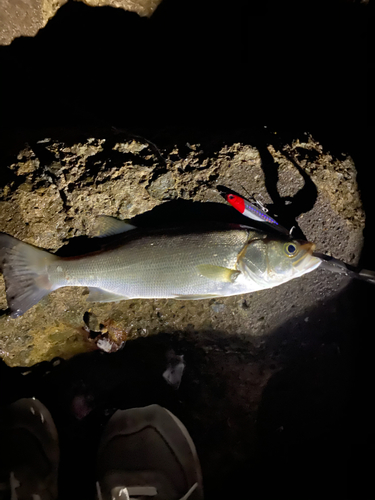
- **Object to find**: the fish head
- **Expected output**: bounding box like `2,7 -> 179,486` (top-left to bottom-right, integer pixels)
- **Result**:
238,237 -> 322,286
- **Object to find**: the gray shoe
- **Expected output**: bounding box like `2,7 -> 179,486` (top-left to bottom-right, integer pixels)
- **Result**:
0,398 -> 59,500
96,404 -> 204,500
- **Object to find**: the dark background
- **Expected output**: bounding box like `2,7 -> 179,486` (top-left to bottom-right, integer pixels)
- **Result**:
0,1 -> 373,499
0,1 -> 370,132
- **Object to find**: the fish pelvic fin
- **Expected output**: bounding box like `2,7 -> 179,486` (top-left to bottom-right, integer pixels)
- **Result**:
0,233 -> 58,318
87,287 -> 128,303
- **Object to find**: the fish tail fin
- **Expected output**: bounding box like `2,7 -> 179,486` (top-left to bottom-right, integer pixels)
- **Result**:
0,233 -> 58,318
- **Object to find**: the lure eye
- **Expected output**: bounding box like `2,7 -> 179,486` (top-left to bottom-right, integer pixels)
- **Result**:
284,243 -> 298,257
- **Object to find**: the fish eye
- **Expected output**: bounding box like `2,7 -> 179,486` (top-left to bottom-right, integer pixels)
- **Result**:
284,243 -> 298,257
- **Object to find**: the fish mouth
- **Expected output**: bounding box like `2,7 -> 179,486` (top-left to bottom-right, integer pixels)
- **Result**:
299,241 -> 316,254
294,241 -> 322,274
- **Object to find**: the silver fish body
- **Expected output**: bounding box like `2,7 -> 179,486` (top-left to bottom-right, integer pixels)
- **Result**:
48,227 -> 253,299
0,220 -> 321,318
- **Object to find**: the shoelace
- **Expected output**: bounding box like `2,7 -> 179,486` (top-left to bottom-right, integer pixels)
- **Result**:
96,481 -> 198,500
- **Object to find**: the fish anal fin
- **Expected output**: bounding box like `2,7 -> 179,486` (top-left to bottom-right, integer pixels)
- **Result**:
91,216 -> 136,238
196,264 -> 240,283
86,287 -> 128,303
173,293 -> 220,300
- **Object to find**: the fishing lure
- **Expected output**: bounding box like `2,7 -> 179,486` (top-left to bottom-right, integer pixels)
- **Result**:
219,187 -> 289,235
225,192 -> 279,226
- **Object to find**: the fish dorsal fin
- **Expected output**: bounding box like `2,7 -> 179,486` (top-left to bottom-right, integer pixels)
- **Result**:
92,216 -> 137,238
196,264 -> 241,283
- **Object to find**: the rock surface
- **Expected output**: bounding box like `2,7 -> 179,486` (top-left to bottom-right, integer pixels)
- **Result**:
80,0 -> 161,17
0,131 -> 365,367
0,0 -> 162,45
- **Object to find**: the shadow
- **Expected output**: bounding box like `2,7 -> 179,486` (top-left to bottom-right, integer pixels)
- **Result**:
131,199 -> 259,227
55,199 -> 259,257
1,275 -> 370,499
256,133 -> 318,240
0,1 -> 366,135
256,357 -> 351,499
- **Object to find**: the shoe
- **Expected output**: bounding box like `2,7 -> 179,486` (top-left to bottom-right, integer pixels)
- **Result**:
0,398 -> 59,500
96,404 -> 204,500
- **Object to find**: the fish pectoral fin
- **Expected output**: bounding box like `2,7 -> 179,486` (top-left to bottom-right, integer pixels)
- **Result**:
173,293 -> 221,300
196,264 -> 241,283
86,287 -> 128,303
91,215 -> 136,238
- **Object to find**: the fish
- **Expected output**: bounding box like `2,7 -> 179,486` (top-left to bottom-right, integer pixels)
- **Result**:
0,216 -> 322,318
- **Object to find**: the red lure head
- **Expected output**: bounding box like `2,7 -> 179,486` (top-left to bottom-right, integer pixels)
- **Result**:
225,193 -> 245,214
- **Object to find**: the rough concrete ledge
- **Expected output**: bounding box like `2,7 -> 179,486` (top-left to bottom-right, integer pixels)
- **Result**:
0,130 -> 365,366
